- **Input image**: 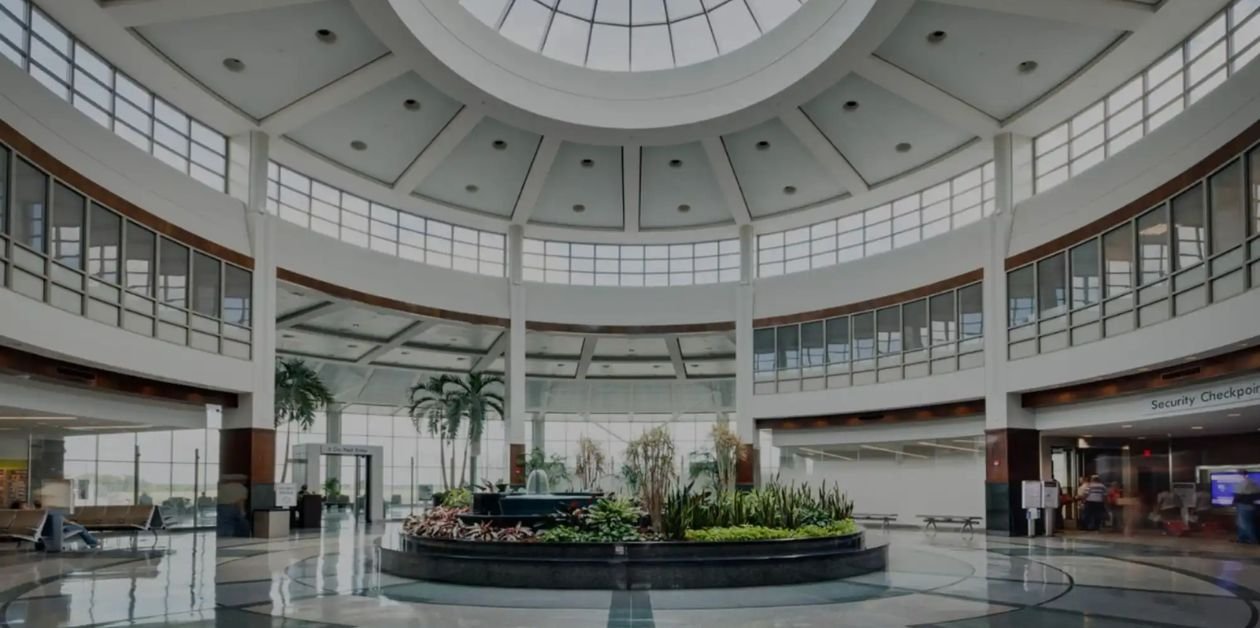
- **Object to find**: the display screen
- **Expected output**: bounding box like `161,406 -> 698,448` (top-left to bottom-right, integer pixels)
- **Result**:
1209,471 -> 1260,506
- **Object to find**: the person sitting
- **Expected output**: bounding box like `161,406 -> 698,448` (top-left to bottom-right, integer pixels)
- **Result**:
23,500 -> 101,550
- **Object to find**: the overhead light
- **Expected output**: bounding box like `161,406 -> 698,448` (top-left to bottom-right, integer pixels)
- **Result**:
1228,413 -> 1241,417
1018,60 -> 1038,74
1137,436 -> 1147,440
315,28 -> 337,44
842,100 -> 859,111
350,140 -> 367,151
222,57 -> 245,72
669,159 -> 683,169
0,417 -> 76,421
1083,434 -> 1093,438
1122,424 -> 1133,429
493,140 -> 507,151
755,141 -> 770,151
895,142 -> 912,153
916,441 -> 979,453
926,30 -> 947,44
800,447 -> 853,461
1191,426 -> 1203,430
404,99 -> 421,111
580,158 -> 594,168
861,444 -> 928,459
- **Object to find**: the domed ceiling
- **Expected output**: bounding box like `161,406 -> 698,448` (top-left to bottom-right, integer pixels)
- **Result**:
89,0 -> 1193,240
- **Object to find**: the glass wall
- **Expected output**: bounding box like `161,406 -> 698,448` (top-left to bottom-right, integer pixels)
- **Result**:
63,427 -> 219,529
1034,0 -> 1260,192
0,0 -> 229,191
754,280 -> 984,394
0,141 -> 252,358
1008,142 -> 1260,359
522,237 -> 740,286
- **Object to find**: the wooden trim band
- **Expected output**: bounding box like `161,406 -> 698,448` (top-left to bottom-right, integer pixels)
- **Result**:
277,268 -> 511,327
1006,116 -> 1260,270
753,269 -> 983,328
0,344 -> 239,407
524,321 -> 735,334
755,399 -> 985,431
1021,344 -> 1260,409
0,119 -> 253,269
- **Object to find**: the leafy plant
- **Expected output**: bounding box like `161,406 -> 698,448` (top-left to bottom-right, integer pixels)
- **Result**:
624,425 -> 677,531
274,358 -> 334,482
403,507 -> 536,542
539,497 -> 645,543
661,480 -> 854,536
407,374 -> 504,489
322,477 -> 341,498
574,436 -> 607,492
408,375 -> 460,490
441,487 -> 472,509
683,519 -> 858,542
443,373 -> 505,487
710,422 -> 746,494
525,448 -> 569,486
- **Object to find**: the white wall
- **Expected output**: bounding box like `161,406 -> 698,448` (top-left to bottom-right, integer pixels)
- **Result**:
750,366 -> 984,420
772,417 -> 984,448
0,376 -> 208,431
778,452 -> 985,524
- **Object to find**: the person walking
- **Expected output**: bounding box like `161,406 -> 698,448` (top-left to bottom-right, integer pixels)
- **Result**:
1234,473 -> 1260,544
1106,482 -> 1123,531
1082,475 -> 1107,532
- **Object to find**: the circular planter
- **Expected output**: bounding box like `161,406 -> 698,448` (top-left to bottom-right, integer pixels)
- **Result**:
380,530 -> 887,590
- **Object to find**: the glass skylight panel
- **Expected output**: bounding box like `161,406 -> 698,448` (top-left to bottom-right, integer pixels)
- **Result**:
461,0 -> 805,71
1034,0 -> 1259,193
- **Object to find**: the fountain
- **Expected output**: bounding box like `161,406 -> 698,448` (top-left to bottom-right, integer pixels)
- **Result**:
458,469 -> 598,527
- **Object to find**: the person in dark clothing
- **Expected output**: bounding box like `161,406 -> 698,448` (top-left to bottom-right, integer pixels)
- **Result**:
1234,473 -> 1260,544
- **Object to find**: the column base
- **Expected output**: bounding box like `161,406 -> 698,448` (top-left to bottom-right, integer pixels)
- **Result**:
218,427 -> 275,538
984,428 -> 1040,536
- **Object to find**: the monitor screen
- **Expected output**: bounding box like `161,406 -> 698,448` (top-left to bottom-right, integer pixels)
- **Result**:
1209,471 -> 1260,506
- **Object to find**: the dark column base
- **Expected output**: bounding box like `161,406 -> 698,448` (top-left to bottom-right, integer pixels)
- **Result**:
736,445 -> 758,489
218,427 -> 275,538
509,443 -> 526,487
985,428 -> 1039,536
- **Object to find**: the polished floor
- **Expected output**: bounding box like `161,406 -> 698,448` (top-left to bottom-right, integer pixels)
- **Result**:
1,520 -> 1259,627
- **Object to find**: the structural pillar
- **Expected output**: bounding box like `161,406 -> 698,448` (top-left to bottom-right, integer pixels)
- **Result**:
734,224 -> 759,485
983,132 -> 1039,536
219,131 -> 277,537
505,225 -> 528,486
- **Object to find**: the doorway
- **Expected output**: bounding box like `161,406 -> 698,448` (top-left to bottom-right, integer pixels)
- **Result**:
294,443 -> 385,524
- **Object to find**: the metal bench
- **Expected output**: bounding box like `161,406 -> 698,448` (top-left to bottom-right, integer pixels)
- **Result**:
73,505 -> 165,544
852,513 -> 899,530
918,514 -> 982,533
0,509 -> 48,545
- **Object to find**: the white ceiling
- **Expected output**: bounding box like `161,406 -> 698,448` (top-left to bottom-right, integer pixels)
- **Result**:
113,0 -> 1179,236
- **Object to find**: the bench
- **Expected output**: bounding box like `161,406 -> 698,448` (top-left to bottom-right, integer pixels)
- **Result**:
73,505 -> 164,543
0,509 -> 48,545
852,513 -> 899,530
917,514 -> 982,533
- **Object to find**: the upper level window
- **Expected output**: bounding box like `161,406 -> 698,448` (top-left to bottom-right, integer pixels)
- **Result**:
522,237 -> 739,286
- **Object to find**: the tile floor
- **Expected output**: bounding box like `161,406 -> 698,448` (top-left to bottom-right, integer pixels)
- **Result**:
2,521 -> 1259,627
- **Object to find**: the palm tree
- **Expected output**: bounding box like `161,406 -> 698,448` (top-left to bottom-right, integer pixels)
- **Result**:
407,375 -> 460,490
274,358 -> 334,483
443,373 -> 505,487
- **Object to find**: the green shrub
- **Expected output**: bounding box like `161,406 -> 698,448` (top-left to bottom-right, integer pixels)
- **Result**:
441,487 -> 472,509
660,480 -> 854,538
683,519 -> 859,542
538,525 -> 593,543
540,497 -> 645,543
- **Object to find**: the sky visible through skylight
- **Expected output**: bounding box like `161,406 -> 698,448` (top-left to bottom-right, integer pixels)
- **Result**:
461,0 -> 807,71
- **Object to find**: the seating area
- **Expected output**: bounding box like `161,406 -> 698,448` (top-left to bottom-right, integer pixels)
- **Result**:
852,513 -> 899,530
917,515 -> 982,533
73,505 -> 165,542
0,509 -> 48,544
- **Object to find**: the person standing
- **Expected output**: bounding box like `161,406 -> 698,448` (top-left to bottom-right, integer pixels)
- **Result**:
1106,482 -> 1123,531
1082,475 -> 1107,532
1234,473 -> 1259,544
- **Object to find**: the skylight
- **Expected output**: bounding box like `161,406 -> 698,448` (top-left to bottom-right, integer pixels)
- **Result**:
461,0 -> 807,72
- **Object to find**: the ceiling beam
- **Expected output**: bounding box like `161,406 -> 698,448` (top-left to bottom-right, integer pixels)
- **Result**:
623,145 -> 641,233
392,107 -> 483,193
854,56 -> 999,137
701,138 -> 751,225
471,332 -> 509,373
929,0 -> 1155,31
511,136 -> 562,224
261,54 -> 409,135
101,0 -> 322,27
354,320 -> 430,365
780,108 -> 869,195
665,336 -> 687,381
575,337 -> 598,381
276,301 -> 347,329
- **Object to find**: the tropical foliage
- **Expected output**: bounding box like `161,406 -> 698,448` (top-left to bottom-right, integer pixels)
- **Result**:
661,481 -> 854,541
274,358 -> 334,482
573,436 -> 607,491
403,507 -> 535,542
710,422 -> 745,494
623,425 -> 677,531
441,487 -> 472,509
684,520 -> 859,542
524,448 -> 570,486
538,497 -> 645,543
407,374 -> 505,489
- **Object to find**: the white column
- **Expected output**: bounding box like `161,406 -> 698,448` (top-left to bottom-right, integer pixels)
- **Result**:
505,225 -> 528,474
735,224 -> 756,443
984,133 -> 1035,431
224,131 -> 276,431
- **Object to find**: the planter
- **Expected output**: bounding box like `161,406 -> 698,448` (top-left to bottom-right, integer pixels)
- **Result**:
380,530 -> 886,590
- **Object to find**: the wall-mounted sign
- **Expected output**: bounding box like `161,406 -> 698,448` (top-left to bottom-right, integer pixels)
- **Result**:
274,484 -> 297,508
320,444 -> 374,456
1144,377 -> 1260,416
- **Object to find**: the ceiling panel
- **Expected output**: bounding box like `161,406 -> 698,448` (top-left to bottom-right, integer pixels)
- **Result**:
278,330 -> 365,361
415,117 -> 541,217
802,74 -> 973,184
528,359 -> 578,378
640,142 -> 731,229
527,333 -> 586,357
276,286 -> 325,318
287,73 -> 463,183
357,369 -> 421,405
875,0 -> 1122,119
302,308 -> 418,340
414,323 -> 502,352
678,334 -> 736,358
136,0 -> 388,118
723,118 -> 846,217
531,142 -> 624,228
589,361 -> 675,378
684,360 -> 736,377
593,337 -> 670,358
379,349 -> 474,372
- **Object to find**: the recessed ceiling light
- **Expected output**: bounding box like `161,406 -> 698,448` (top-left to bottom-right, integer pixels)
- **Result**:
282,333 -> 295,339
556,362 -> 564,367
580,158 -> 594,168
1228,413 -> 1241,417
1137,436 -> 1146,440
689,363 -> 699,368
842,100 -> 859,111
926,30 -> 947,44
653,364 -> 661,369
456,356 -> 466,361
895,142 -> 912,153
628,348 -> 636,353
492,139 -> 507,151
350,140 -> 367,151
782,185 -> 797,195
572,204 -> 586,213
348,344 -> 359,349
222,58 -> 245,73
1083,434 -> 1093,438
677,204 -> 691,213
449,338 -> 459,342
1018,60 -> 1038,74
1191,426 -> 1204,430
400,351 -> 410,355
316,28 -> 337,44
755,141 -> 770,151
1122,424 -> 1133,429
465,184 -> 479,193
669,159 -> 683,169
404,99 -> 421,111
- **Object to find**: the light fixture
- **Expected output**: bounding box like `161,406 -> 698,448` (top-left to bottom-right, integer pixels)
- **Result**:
1191,426 -> 1203,430
689,363 -> 699,368
348,344 -> 359,349
895,142 -> 912,153
1083,434 -> 1093,438
755,141 -> 770,151
1122,424 -> 1133,429
1137,436 -> 1147,440
0,417 -> 76,421
404,99 -> 421,111
842,100 -> 859,111
465,184 -> 479,193
350,140 -> 367,151
783,185 -> 797,195
315,28 -> 337,44
222,58 -> 245,72
456,356 -> 466,361
926,30 -> 947,44
1228,413 -> 1242,417
916,441 -> 979,453
800,447 -> 854,461
1018,60 -> 1038,74
669,159 -> 683,169
492,140 -> 507,151
400,351 -> 410,355
677,204 -> 691,213
580,158 -> 594,168
572,204 -> 586,213
861,444 -> 928,459
282,333 -> 295,339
